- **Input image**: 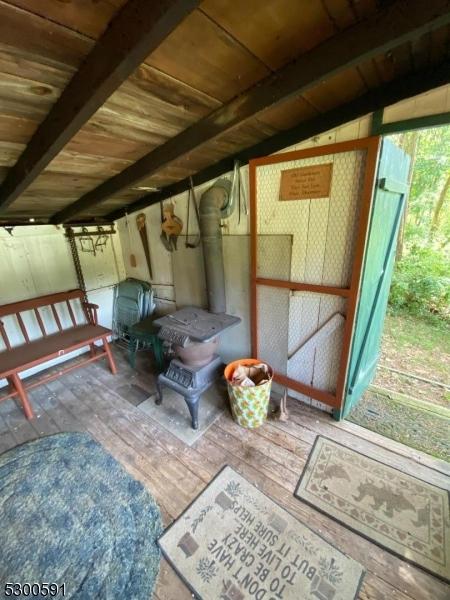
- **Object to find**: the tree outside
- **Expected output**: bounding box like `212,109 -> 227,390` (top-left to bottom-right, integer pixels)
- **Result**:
377,125 -> 450,408
389,125 -> 450,322
348,125 -> 449,461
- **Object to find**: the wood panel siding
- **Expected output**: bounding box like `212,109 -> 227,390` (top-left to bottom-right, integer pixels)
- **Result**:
0,0 -> 201,212
200,0 -> 336,70
0,0 -> 449,223
145,9 -> 271,102
51,1 -> 450,223
105,62 -> 450,222
302,68 -> 368,112
5,0 -> 128,40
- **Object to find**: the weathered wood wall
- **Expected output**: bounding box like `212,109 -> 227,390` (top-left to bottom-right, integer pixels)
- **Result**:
0,225 -> 125,381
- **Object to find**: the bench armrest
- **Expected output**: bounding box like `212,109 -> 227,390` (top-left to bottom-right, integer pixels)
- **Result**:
83,302 -> 99,325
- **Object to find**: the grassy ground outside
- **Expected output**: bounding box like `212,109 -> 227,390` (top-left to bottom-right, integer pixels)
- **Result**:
348,311 -> 449,461
373,311 -> 449,407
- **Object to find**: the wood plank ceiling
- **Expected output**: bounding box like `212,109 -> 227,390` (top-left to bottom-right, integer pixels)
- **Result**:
0,0 -> 449,224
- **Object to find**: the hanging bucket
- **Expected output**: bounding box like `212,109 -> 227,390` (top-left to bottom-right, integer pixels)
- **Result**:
224,358 -> 273,429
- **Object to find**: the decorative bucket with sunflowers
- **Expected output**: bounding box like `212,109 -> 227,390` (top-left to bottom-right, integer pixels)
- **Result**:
224,358 -> 273,429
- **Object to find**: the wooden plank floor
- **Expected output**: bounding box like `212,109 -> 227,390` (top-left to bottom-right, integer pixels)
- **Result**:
0,347 -> 449,600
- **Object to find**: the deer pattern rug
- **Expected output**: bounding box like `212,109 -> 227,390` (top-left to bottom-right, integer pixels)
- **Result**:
295,436 -> 450,582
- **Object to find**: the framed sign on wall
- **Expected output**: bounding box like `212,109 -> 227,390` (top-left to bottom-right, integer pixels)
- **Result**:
279,163 -> 333,200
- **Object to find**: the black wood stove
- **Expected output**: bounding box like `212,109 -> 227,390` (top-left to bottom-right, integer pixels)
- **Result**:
153,175 -> 242,429
153,307 -> 240,429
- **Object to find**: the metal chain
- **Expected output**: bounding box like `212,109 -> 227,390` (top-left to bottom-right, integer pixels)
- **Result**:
66,227 -> 88,303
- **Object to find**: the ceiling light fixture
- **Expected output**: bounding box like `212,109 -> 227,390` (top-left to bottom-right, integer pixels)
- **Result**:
132,186 -> 160,192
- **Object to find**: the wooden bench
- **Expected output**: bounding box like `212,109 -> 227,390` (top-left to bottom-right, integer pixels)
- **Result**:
0,289 -> 117,419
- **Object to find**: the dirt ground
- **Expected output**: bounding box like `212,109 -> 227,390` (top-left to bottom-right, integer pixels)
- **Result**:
373,312 -> 450,408
348,312 -> 450,460
348,390 -> 450,461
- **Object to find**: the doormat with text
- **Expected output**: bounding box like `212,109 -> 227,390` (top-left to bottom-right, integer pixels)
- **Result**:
295,436 -> 450,582
159,466 -> 365,599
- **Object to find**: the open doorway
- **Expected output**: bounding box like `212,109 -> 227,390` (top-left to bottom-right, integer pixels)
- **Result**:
346,125 -> 450,461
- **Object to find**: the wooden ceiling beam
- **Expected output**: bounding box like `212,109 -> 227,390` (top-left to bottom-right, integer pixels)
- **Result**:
106,59 -> 450,221
0,0 -> 200,213
51,0 -> 450,223
0,219 -> 112,228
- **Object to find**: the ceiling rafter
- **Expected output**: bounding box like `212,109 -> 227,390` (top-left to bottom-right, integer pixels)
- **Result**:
106,60 -> 450,221
50,0 -> 450,223
0,0 -> 201,214
2,56 -> 448,229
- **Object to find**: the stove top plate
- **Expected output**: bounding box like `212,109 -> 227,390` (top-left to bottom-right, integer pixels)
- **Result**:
154,307 -> 240,343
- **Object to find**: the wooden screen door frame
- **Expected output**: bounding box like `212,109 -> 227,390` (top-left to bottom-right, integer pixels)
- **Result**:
249,136 -> 381,411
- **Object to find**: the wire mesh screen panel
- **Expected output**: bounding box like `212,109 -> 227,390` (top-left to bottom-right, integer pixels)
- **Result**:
256,285 -> 289,375
250,138 -> 380,409
257,235 -> 292,280
255,287 -> 347,402
256,150 -> 367,287
287,292 -> 347,393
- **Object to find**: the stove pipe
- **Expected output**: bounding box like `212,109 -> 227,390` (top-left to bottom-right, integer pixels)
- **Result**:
199,178 -> 232,314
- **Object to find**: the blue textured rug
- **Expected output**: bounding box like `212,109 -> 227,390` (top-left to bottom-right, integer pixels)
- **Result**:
0,432 -> 162,599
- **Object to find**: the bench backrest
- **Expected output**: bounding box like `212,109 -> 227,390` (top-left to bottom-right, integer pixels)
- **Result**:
0,289 -> 90,351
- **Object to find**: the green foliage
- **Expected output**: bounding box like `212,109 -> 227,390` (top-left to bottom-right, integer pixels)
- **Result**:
399,126 -> 450,248
389,246 -> 450,320
388,126 -> 450,321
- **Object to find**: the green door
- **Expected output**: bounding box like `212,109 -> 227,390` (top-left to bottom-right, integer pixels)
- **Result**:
340,138 -> 411,419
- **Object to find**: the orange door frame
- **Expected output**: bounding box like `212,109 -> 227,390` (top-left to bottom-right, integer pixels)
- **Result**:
249,136 -> 381,410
